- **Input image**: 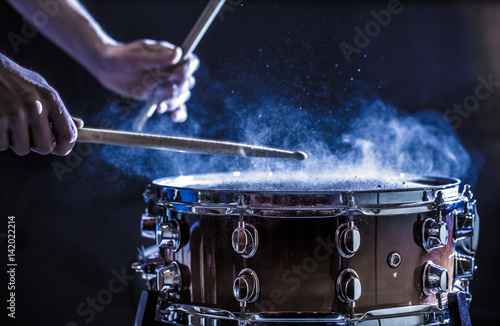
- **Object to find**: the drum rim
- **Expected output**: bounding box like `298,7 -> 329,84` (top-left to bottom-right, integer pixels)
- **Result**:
151,172 -> 462,216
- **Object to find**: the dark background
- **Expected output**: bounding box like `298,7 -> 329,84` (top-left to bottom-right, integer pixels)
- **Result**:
0,0 -> 498,325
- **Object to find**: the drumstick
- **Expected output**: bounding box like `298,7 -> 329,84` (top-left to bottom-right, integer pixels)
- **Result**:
77,127 -> 308,160
132,0 -> 227,131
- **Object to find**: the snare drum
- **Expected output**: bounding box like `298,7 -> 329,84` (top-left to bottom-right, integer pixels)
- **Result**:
132,172 -> 478,325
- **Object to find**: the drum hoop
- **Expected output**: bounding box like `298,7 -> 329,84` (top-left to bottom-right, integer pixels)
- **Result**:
153,172 -> 461,217
159,303 -> 446,325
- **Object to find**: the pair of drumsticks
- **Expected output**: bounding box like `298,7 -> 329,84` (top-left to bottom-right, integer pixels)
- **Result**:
77,0 -> 307,161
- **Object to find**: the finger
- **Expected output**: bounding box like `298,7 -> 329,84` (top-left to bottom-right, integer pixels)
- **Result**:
154,83 -> 176,113
138,40 -> 183,68
0,118 -> 9,151
29,115 -> 55,155
170,104 -> 188,123
156,88 -> 191,114
9,114 -> 30,156
186,76 -> 196,90
47,96 -> 78,156
159,75 -> 193,99
72,117 -> 84,129
184,53 -> 200,75
167,55 -> 199,85
137,68 -> 173,100
157,101 -> 169,114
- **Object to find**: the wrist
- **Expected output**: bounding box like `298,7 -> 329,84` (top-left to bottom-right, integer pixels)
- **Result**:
80,36 -> 120,79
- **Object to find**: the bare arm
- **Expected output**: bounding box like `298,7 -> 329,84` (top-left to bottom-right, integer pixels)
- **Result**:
7,0 -> 117,73
7,0 -> 199,122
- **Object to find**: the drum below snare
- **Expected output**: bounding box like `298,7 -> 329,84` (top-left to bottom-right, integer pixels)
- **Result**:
132,171 -> 479,325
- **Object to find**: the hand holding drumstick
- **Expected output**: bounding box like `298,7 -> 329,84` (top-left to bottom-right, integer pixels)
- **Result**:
1,0 -> 201,155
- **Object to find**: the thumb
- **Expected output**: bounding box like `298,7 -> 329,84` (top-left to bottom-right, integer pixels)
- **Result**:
147,41 -> 183,68
159,44 -> 183,68
72,117 -> 84,129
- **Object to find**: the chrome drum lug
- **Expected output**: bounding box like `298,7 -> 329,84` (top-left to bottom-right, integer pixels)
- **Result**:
336,268 -> 362,304
156,261 -> 182,293
454,200 -> 476,240
141,212 -> 159,239
232,221 -> 258,258
422,261 -> 449,296
156,219 -> 181,251
233,268 -> 260,303
335,223 -> 361,258
455,253 -> 475,281
421,218 -> 448,252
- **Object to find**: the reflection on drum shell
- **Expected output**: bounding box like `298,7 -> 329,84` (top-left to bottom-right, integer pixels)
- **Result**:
167,210 -> 455,314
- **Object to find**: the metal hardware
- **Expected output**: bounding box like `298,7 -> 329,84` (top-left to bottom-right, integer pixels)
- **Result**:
336,268 -> 361,318
421,217 -> 448,252
433,190 -> 445,207
422,191 -> 430,202
143,184 -> 160,203
152,173 -> 462,217
132,258 -> 163,281
132,246 -> 162,282
452,279 -> 473,307
422,261 -> 449,296
336,268 -> 362,304
141,212 -> 159,239
455,201 -> 476,240
232,221 -> 258,258
158,303 -> 452,325
336,197 -> 360,259
387,251 -> 402,268
143,184 -> 154,201
156,261 -> 182,293
161,190 -> 169,201
232,196 -> 258,258
237,195 -> 247,208
156,219 -> 181,251
174,190 -> 182,202
462,184 -> 473,200
335,222 -> 360,258
454,184 -> 475,242
455,253 -> 475,281
233,268 -> 260,303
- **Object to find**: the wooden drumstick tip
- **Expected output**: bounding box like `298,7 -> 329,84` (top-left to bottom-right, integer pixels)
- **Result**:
294,151 -> 308,161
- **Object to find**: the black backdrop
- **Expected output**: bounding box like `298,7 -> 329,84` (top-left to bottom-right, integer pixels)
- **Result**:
0,0 -> 499,325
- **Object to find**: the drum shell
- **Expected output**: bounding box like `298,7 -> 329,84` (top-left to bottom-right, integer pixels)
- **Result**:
166,209 -> 455,315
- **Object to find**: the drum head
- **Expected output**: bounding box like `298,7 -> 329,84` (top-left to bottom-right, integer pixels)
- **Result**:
153,171 -> 459,193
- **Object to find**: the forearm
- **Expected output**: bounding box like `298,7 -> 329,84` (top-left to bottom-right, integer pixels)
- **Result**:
6,0 -> 116,74
6,0 -> 197,119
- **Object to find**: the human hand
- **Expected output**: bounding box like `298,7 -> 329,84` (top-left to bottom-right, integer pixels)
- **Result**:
0,54 -> 83,156
90,40 -> 199,123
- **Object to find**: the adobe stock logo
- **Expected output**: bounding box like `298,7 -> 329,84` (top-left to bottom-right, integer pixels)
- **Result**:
443,73 -> 500,130
7,0 -> 62,53
339,0 -> 404,64
65,267 -> 136,326
218,0 -> 243,21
